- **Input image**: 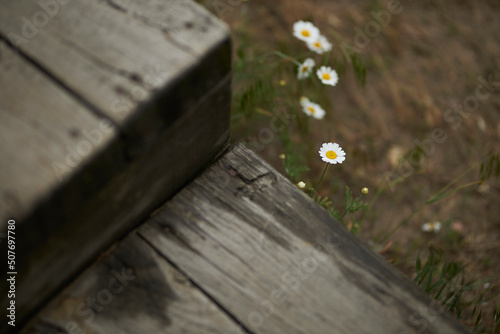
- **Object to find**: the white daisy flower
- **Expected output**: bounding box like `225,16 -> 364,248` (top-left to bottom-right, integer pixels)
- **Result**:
302,100 -> 326,120
306,35 -> 332,54
297,181 -> 306,189
421,222 -> 442,233
293,20 -> 320,42
319,142 -> 346,164
317,66 -> 339,86
297,58 -> 315,80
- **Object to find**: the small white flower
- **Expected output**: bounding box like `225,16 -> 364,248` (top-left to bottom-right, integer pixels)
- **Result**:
319,142 -> 346,164
421,222 -> 442,233
293,20 -> 320,42
362,187 -> 369,194
297,181 -> 306,189
302,100 -> 326,120
306,35 -> 332,54
317,66 -> 339,86
297,58 -> 315,80
300,96 -> 310,106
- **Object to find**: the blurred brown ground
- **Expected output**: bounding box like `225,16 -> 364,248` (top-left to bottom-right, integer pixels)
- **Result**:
198,0 -> 500,329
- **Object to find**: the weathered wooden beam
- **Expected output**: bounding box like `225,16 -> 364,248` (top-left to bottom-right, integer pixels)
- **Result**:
0,40 -> 122,225
0,0 -> 230,331
0,0 -> 230,156
24,144 -> 471,333
137,143 -> 471,334
21,233 -> 246,334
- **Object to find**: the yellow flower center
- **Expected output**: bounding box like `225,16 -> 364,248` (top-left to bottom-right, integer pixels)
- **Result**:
301,30 -> 310,37
302,66 -> 308,72
322,73 -> 331,80
326,150 -> 337,159
314,41 -> 321,48
307,107 -> 316,114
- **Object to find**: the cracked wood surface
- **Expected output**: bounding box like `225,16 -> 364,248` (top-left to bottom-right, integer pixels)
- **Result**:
24,144 -> 470,333
0,1 -> 231,332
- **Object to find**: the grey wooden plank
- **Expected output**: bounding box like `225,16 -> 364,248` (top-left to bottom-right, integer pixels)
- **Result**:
0,38 -> 126,333
138,143 -> 471,334
9,76 -> 229,333
0,39 -> 119,224
0,0 -> 231,331
105,0 -> 227,56
0,0 -> 230,150
21,233 -> 246,334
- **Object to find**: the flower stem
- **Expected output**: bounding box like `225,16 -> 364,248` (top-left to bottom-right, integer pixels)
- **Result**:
323,50 -> 332,66
272,50 -> 302,66
311,163 -> 329,197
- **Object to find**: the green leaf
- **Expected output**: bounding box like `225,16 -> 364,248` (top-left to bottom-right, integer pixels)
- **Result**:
416,252 -> 422,272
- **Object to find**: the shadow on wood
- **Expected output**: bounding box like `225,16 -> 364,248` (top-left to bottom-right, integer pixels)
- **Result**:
0,0 -> 230,331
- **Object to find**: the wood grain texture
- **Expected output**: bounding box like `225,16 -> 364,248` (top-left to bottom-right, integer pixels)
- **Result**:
0,0 -> 231,331
0,0 -> 230,140
0,39 -> 120,225
23,144 -> 471,333
0,39 -> 126,333
137,143 -> 471,334
22,233 -> 246,334
2,75 -> 229,334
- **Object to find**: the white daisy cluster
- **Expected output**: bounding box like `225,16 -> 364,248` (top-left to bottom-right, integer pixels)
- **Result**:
292,21 -> 339,121
293,21 -> 332,54
291,21 -> 346,166
293,21 -> 338,86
